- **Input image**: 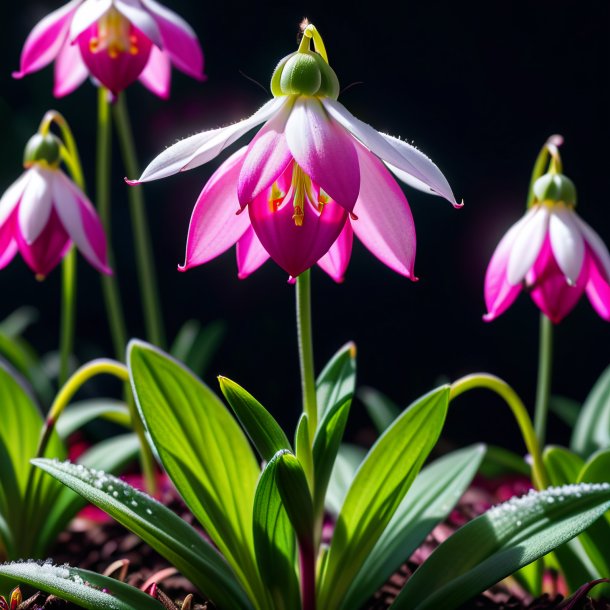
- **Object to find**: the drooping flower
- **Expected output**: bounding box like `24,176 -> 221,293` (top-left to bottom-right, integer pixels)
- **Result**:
13,0 -> 204,98
0,133 -> 111,278
484,171 -> 610,323
130,22 -> 459,280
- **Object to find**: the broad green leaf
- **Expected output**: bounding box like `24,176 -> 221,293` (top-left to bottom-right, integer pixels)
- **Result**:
549,395 -> 581,428
171,319 -> 225,377
253,451 -> 300,610
33,459 -> 254,610
578,449 -> 610,486
0,561 -> 163,610
316,342 -> 356,422
544,446 -> 584,485
341,444 -> 485,610
294,414 -> 313,492
219,377 -> 291,461
325,444 -> 366,516
56,400 -> 131,439
392,483 -> 610,610
572,365 -> 610,458
358,386 -> 400,433
35,434 -> 140,556
127,341 -> 262,604
317,386 -> 450,610
312,398 -> 351,518
553,542 -> 599,594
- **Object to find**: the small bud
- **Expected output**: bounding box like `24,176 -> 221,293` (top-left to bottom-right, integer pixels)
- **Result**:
533,172 -> 577,206
23,133 -> 62,168
9,588 -> 21,610
270,50 -> 340,99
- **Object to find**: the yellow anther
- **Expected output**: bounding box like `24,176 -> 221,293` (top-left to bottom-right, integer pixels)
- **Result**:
268,182 -> 284,211
290,164 -> 314,227
93,7 -> 134,58
292,206 -> 304,226
89,37 -> 100,53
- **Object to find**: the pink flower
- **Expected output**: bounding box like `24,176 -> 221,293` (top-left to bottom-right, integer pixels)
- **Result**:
131,24 -> 459,280
0,163 -> 111,279
13,0 -> 204,98
484,173 -> 610,323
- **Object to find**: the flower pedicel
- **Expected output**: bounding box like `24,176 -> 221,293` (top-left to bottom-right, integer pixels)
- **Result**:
129,22 -> 460,281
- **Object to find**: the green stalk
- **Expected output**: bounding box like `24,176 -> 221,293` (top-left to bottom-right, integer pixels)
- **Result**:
58,250 -> 76,386
296,270 -> 318,435
450,373 -> 550,489
113,92 -> 165,349
534,313 -> 554,446
96,87 -> 128,359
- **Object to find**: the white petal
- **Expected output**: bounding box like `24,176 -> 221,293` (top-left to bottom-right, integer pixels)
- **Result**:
136,97 -> 286,183
549,206 -> 585,285
70,0 -> 112,40
322,98 -> 458,206
114,0 -> 162,47
18,168 -> 53,243
0,171 -> 31,227
506,205 -> 549,285
573,214 -> 610,283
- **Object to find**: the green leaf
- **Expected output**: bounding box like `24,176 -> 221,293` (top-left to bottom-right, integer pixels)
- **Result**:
549,395 -> 581,428
341,444 -> 486,610
316,342 -> 356,422
479,445 -> 530,478
253,451 -> 300,610
171,319 -> 225,377
35,434 -> 140,556
0,307 -> 38,338
294,414 -> 314,492
33,459 -> 254,610
544,446 -> 585,485
325,444 -> 366,516
0,561 -> 163,610
572,365 -> 610,458
317,386 -> 450,610
55,399 -> 131,440
312,398 -> 351,518
578,449 -> 610,486
392,483 -> 610,609
219,377 -> 291,461
358,386 -> 400,433
127,341 -> 262,604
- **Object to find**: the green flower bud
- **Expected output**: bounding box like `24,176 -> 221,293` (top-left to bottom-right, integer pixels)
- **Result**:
270,50 -> 340,99
533,172 -> 577,206
23,133 -> 62,168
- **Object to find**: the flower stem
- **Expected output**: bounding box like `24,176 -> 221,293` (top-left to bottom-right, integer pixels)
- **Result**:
534,313 -> 554,447
112,92 -> 166,349
449,373 -> 550,489
299,541 -> 316,610
97,87 -> 128,360
58,249 -> 76,386
296,270 -> 318,436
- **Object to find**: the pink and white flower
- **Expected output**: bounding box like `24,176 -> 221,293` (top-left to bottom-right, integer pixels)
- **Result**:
484,181 -> 610,323
131,25 -> 459,280
13,0 -> 204,98
0,165 -> 111,278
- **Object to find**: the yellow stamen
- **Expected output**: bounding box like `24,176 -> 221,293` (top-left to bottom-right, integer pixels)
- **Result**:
268,182 -> 284,211
290,164 -> 315,227
90,8 -> 136,58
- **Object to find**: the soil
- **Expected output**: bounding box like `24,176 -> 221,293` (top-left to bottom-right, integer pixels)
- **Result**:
22,476 -> 606,609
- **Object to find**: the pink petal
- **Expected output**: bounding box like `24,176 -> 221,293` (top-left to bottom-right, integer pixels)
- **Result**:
527,237 -> 587,323
52,171 -> 111,274
13,0 -> 80,78
586,249 -> 610,320
114,0 -> 162,47
18,168 -> 53,243
285,97 -> 360,212
0,171 -> 31,227
70,0 -> 112,40
180,147 -> 251,271
248,165 -> 348,278
0,210 -> 18,270
574,215 -> 610,283
54,38 -> 89,97
77,21 -> 152,96
506,205 -> 549,285
135,97 -> 286,183
237,100 -> 294,206
317,222 -> 353,283
138,45 -> 171,99
141,0 -> 204,80
322,98 -> 459,207
236,226 -> 270,279
15,209 -> 70,277
483,212 -> 533,322
549,206 -> 584,285
349,143 -> 416,278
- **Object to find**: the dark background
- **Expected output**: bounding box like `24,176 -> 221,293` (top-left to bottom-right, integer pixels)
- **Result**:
1,1 -> 609,453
